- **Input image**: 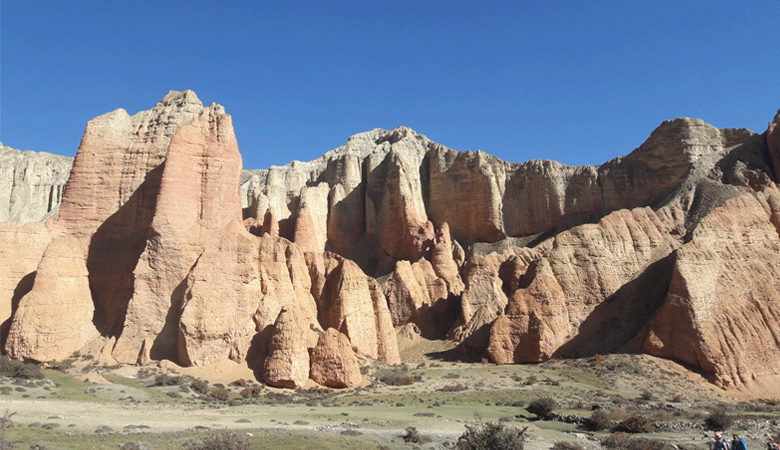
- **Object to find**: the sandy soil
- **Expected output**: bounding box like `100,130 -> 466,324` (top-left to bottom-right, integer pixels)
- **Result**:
1,333 -> 777,450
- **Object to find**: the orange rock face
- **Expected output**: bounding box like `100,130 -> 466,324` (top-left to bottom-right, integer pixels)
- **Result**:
309,328 -> 362,388
486,205 -> 686,363
383,223 -> 464,338
427,148 -> 507,243
0,222 -> 58,346
6,92 -> 780,395
112,101 -> 243,364
639,188 -> 780,389
262,306 -> 314,389
318,257 -> 401,365
178,226 -> 320,368
6,235 -> 98,362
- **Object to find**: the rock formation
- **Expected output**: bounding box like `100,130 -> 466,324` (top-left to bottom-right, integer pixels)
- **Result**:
486,205 -> 687,363
0,222 -> 58,344
6,235 -> 97,362
309,328 -> 362,388
383,223 -> 464,338
317,255 -> 401,364
0,144 -> 72,225
766,109 -> 780,178
262,305 -> 314,388
178,224 -> 319,368
112,99 -> 243,364
638,187 -> 780,389
3,90 -> 780,394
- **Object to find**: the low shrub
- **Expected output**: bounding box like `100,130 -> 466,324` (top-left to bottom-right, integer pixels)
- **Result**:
602,433 -> 632,449
603,434 -> 676,450
49,358 -> 75,372
0,410 -> 16,450
527,397 -> 556,419
553,442 -> 584,450
154,374 -> 183,386
614,415 -> 653,434
704,409 -> 732,431
209,388 -> 230,401
403,426 -> 431,444
239,386 -> 264,399
583,410 -> 611,431
626,438 -> 676,450
374,366 -> 422,386
184,430 -> 249,450
0,356 -> 44,379
456,422 -> 527,450
190,379 -> 209,395
441,384 -> 468,392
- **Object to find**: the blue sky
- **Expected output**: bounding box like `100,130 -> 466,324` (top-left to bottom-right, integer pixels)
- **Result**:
1,1 -> 778,170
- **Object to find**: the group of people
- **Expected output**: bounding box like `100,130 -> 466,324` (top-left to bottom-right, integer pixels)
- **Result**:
712,433 -> 780,450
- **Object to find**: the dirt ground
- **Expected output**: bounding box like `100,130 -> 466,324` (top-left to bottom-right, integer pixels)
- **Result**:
1,334 -> 778,450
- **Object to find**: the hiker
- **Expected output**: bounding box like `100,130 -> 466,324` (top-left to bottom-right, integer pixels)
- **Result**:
714,434 -> 731,450
732,435 -> 747,450
767,442 -> 780,450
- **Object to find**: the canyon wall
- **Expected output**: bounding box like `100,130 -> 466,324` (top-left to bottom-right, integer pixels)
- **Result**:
2,91 -> 779,394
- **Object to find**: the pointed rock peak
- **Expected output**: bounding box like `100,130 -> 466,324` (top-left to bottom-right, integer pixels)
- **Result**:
774,108 -> 780,124
205,102 -> 226,116
263,207 -> 279,237
436,222 -> 451,241
647,117 -> 715,140
376,126 -> 422,145
158,90 -> 203,108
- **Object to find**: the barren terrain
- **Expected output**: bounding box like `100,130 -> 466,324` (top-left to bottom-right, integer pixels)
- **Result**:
1,335 -> 779,450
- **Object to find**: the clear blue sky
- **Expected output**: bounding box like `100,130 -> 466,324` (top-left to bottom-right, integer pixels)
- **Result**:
1,1 -> 778,170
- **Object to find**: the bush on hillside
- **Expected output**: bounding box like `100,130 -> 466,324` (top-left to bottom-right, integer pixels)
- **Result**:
614,415 -> 653,434
552,442 -> 584,450
0,410 -> 16,450
527,397 -> 556,419
0,356 -> 43,380
583,410 -> 611,431
190,379 -> 209,395
456,422 -> 527,450
704,408 -> 732,430
402,426 -> 431,444
183,430 -> 249,450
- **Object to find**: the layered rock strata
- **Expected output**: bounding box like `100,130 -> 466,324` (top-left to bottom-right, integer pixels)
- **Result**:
0,144 -> 72,225
2,91 -> 404,390
3,91 -> 780,394
112,100 -> 243,364
0,222 -> 58,344
382,223 -> 464,338
638,187 -> 780,389
486,205 -> 687,363
309,328 -> 362,388
6,235 -> 97,361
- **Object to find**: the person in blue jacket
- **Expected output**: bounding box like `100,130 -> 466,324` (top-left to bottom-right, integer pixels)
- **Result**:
731,434 -> 747,450
714,434 -> 731,450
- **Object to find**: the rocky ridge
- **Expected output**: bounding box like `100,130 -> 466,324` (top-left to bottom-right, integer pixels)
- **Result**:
0,144 -> 72,224
2,91 -> 780,395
